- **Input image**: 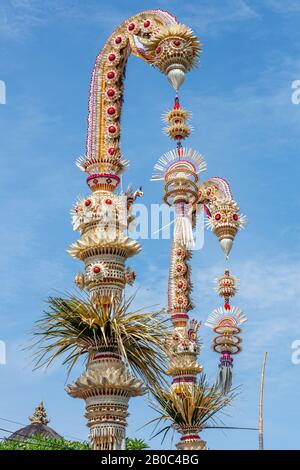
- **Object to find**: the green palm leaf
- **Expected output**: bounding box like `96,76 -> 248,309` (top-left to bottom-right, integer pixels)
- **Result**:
32,292 -> 169,387
149,374 -> 234,441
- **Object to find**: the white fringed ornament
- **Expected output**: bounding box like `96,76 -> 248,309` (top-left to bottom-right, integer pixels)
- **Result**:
90,423 -> 125,450
174,203 -> 194,248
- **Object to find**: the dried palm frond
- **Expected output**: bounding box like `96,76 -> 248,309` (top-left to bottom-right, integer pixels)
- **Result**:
149,374 -> 234,440
32,293 -> 169,386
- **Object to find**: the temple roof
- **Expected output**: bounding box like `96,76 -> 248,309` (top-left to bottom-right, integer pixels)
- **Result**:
9,402 -> 62,441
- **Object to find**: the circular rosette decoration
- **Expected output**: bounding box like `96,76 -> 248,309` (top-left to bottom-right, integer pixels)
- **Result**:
175,293 -> 189,309
106,50 -> 121,67
71,197 -> 95,232
74,272 -> 85,290
144,23 -> 201,91
104,86 -> 122,103
176,277 -> 188,293
86,263 -> 108,283
112,33 -> 128,50
125,267 -> 136,286
175,246 -> 187,260
105,68 -> 120,84
105,104 -> 121,121
175,261 -> 188,276
206,200 -> 246,258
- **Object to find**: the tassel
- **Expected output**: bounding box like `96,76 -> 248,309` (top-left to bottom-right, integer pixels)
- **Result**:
174,203 -> 194,248
90,424 -> 125,450
217,353 -> 233,395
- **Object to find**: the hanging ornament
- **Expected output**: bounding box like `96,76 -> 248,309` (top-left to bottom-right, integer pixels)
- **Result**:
205,297 -> 247,394
206,200 -> 246,258
152,97 -> 206,249
215,269 -> 238,308
162,97 -> 192,141
145,23 -> 202,91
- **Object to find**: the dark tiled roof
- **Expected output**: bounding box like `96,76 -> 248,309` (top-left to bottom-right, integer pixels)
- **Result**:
8,402 -> 62,441
9,423 -> 62,441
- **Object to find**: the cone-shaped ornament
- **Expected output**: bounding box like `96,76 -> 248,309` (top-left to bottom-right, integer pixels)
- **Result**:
220,237 -> 233,258
167,66 -> 185,91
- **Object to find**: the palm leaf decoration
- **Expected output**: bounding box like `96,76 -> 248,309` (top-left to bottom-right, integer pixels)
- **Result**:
32,292 -> 169,386
149,374 -> 234,440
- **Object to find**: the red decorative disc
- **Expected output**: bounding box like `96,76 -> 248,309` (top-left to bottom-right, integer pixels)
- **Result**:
93,266 -> 101,274
107,71 -> 115,79
108,125 -> 117,134
85,199 -> 91,207
173,39 -> 181,46
215,213 -> 221,221
144,20 -> 150,27
233,213 -> 239,221
115,36 -> 122,44
108,53 -> 116,62
128,23 -> 135,31
108,147 -> 115,155
156,47 -> 161,54
107,89 -> 115,97
107,107 -> 116,115
176,248 -> 185,258
105,199 -> 113,205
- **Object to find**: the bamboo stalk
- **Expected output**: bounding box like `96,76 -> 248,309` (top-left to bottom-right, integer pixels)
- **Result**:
259,352 -> 267,450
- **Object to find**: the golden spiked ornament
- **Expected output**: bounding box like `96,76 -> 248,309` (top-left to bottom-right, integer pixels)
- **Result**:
145,23 -> 202,91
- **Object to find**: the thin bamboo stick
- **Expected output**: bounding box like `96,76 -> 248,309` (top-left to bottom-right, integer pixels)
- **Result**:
259,352 -> 267,450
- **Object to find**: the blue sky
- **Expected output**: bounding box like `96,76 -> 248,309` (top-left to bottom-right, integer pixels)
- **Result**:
1,0 -> 300,450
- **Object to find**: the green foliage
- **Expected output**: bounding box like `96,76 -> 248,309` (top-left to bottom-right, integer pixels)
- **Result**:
0,435 -> 90,450
0,435 -> 149,451
125,437 -> 150,450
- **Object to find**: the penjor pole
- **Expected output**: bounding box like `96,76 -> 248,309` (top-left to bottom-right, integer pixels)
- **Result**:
259,352 -> 267,450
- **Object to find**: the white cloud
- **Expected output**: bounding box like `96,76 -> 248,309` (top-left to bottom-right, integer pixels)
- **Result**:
237,259 -> 300,307
160,0 -> 260,36
0,0 -> 130,40
0,0 -> 43,39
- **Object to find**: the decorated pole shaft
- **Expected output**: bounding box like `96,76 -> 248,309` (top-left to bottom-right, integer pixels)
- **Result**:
152,93 -> 208,449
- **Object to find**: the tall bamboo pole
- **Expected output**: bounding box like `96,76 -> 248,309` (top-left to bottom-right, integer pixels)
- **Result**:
259,352 -> 267,450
